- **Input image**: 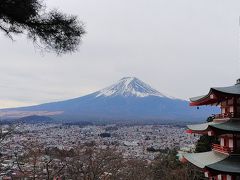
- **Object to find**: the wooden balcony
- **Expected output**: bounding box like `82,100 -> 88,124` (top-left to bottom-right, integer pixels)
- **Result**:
212,144 -> 233,154
213,112 -> 234,119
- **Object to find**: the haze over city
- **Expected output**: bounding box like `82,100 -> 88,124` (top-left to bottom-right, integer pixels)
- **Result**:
1,0 -> 240,108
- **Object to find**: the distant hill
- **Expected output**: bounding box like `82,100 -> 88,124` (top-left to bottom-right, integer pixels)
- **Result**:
0,77 -> 219,123
16,115 -> 54,124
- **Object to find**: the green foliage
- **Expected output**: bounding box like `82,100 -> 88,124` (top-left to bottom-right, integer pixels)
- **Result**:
195,116 -> 219,153
195,135 -> 212,152
0,0 -> 85,54
195,135 -> 219,153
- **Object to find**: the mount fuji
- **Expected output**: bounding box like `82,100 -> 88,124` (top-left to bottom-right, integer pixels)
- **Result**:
0,77 -> 219,123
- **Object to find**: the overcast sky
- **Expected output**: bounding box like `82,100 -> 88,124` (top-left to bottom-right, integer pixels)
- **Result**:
1,0 -> 240,108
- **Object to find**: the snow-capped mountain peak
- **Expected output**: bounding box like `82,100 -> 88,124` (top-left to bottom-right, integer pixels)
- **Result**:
96,77 -> 173,98
1,76 -> 216,122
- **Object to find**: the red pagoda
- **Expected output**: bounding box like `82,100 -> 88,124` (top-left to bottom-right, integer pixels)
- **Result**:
183,79 -> 240,180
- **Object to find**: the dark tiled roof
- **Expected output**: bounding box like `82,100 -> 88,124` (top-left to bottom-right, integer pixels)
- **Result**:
187,120 -> 240,133
207,155 -> 240,174
190,83 -> 240,103
185,151 -> 240,174
211,120 -> 240,132
187,122 -> 216,131
184,151 -> 228,168
213,84 -> 240,95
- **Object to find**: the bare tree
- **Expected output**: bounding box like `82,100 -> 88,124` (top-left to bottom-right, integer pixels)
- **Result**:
150,149 -> 206,180
0,124 -> 16,175
66,146 -> 124,180
15,141 -> 45,179
65,146 -> 154,180
120,158 -> 152,180
15,142 -> 70,179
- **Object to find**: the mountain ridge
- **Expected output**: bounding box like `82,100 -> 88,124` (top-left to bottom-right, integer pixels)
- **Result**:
0,77 -> 219,123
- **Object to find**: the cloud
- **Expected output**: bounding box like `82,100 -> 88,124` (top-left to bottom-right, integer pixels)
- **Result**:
0,100 -> 36,109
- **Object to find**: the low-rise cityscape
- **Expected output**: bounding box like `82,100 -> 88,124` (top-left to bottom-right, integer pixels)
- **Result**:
5,124 -> 197,160
0,123 -> 198,179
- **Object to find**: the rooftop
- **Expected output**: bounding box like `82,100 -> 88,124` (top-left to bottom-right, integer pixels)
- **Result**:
184,151 -> 240,174
190,79 -> 240,106
187,120 -> 240,134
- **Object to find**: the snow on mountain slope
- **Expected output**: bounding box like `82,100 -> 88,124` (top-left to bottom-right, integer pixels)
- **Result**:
96,77 -> 174,98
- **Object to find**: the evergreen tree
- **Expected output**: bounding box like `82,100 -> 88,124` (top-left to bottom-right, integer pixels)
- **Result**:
195,116 -> 219,153
195,135 -> 218,153
0,0 -> 85,54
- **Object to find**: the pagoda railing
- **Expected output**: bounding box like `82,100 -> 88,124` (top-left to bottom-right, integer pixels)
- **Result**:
212,144 -> 233,154
213,112 -> 234,119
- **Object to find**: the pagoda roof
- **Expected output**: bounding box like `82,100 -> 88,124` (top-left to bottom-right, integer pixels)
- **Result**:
184,151 -> 227,169
187,119 -> 240,133
187,122 -> 216,132
190,81 -> 240,106
190,95 -> 207,102
184,151 -> 240,174
207,155 -> 240,174
213,84 -> 240,95
211,120 -> 240,133
187,120 -> 240,134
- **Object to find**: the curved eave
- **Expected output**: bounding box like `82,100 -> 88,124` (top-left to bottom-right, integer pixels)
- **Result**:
207,155 -> 240,174
188,120 -> 240,134
189,88 -> 217,106
187,122 -> 217,133
209,120 -> 240,133
190,94 -> 211,106
190,84 -> 240,106
190,95 -> 207,102
184,151 -> 228,169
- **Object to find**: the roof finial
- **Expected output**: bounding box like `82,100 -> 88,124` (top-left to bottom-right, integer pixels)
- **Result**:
239,16 -> 240,77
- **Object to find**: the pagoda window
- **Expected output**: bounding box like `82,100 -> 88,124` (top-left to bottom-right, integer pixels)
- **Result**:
220,138 -> 225,146
217,174 -> 222,180
229,138 -> 233,148
226,107 -> 229,113
204,171 -> 209,178
222,101 -> 227,107
228,98 -> 234,105
237,97 -> 240,104
208,131 -> 214,136
226,175 -> 232,180
219,136 -> 234,149
236,139 -> 240,152
237,106 -> 240,114
224,137 -> 229,147
215,175 -> 232,180
210,94 -> 215,99
230,106 -> 234,113
221,108 -> 225,114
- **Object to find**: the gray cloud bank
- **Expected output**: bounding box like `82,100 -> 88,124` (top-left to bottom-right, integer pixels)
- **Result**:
0,0 -> 239,107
